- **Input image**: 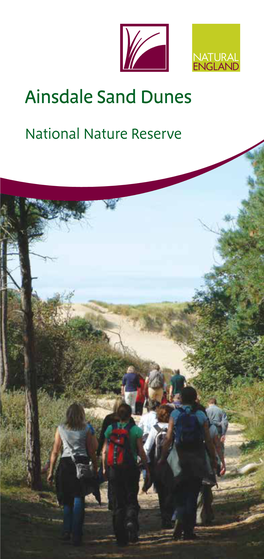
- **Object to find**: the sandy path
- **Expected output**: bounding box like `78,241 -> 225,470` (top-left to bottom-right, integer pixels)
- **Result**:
4,412 -> 263,559
63,302 -> 192,378
82,403 -> 256,559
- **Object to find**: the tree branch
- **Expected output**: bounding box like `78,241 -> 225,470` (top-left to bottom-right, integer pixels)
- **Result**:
105,329 -> 129,353
6,270 -> 21,290
198,219 -> 221,236
29,252 -> 56,261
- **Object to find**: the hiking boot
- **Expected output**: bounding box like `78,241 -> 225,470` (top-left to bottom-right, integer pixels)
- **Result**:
116,539 -> 128,547
173,519 -> 183,540
162,519 -> 173,529
60,532 -> 71,541
126,521 -> 139,543
72,537 -> 82,546
183,532 -> 199,540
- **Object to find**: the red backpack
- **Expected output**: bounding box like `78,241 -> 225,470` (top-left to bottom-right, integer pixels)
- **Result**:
107,422 -> 134,467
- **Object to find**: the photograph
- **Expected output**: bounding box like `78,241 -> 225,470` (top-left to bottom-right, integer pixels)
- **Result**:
1,144 -> 264,558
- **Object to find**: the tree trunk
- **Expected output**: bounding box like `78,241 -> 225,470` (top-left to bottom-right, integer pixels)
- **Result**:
0,239 -> 3,413
17,198 -> 41,490
1,238 -> 10,391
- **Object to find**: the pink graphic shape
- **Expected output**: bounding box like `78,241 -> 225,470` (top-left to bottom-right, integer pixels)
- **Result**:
1,140 -> 263,201
134,45 -> 166,69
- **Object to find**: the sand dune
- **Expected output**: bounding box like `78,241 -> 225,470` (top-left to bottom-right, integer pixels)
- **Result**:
63,302 -> 193,379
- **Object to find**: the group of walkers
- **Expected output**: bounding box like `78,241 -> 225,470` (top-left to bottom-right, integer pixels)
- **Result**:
47,364 -> 228,548
121,364 -> 186,413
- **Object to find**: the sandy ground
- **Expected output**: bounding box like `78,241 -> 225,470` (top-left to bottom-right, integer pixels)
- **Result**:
49,304 -> 264,557
3,410 -> 263,559
3,332 -> 264,559
62,302 -> 192,378
80,403 -> 262,559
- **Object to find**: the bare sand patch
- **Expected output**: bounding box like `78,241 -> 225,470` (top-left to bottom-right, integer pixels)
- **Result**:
63,303 -> 193,379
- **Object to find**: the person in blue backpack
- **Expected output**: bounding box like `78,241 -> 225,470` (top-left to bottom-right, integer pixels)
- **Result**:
159,387 -> 217,541
102,403 -> 150,547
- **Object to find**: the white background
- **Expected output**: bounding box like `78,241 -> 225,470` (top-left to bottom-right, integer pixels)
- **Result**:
0,0 -> 263,188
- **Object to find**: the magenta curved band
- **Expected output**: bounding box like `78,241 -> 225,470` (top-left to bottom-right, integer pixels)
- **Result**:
1,140 -> 263,201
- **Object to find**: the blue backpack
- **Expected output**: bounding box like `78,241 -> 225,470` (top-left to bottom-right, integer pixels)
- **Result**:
175,407 -> 203,450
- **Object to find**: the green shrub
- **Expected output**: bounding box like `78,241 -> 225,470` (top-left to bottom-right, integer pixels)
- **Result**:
1,427 -> 25,459
65,342 -> 151,395
0,390 -> 100,487
1,390 -> 25,429
6,294 -> 153,399
89,300 -> 110,310
1,445 -> 26,486
68,317 -> 107,342
89,302 -> 191,338
198,381 -> 264,442
84,312 -> 112,330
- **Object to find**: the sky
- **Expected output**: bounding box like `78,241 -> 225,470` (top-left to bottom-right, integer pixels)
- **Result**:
9,153 -> 253,304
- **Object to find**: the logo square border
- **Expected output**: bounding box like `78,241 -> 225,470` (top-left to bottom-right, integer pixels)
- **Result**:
192,23 -> 240,72
120,24 -> 169,72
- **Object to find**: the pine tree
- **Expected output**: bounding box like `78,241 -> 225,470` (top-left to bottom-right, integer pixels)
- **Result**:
186,145 -> 264,392
1,195 -> 119,488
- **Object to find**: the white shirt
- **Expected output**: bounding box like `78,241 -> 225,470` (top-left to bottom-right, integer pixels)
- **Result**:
144,422 -> 169,462
139,411 -> 157,436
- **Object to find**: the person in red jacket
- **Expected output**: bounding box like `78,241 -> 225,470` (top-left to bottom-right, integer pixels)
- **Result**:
135,374 -> 145,416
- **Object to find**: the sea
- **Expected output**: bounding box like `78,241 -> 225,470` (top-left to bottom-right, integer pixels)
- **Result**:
64,275 -> 205,304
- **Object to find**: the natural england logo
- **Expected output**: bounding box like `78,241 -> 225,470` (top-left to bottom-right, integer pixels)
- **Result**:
120,24 -> 169,72
192,24 -> 240,72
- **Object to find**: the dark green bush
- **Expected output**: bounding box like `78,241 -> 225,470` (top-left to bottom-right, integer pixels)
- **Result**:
68,316 -> 108,342
65,340 -> 151,396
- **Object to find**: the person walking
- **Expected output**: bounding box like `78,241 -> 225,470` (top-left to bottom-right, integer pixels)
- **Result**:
206,398 -> 229,448
97,397 -> 135,510
144,404 -> 174,528
169,369 -> 186,402
139,399 -> 160,439
97,397 -> 124,456
170,393 -> 182,409
41,416 -> 98,476
135,373 -> 145,416
121,366 -> 141,414
196,419 -> 226,526
47,403 -> 98,547
102,403 -> 150,547
144,365 -> 165,403
161,380 -> 169,404
159,387 -> 217,541
138,399 -> 160,491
